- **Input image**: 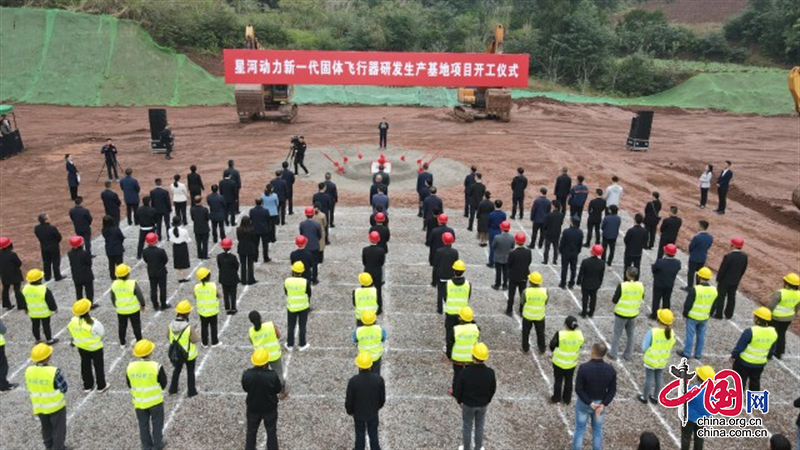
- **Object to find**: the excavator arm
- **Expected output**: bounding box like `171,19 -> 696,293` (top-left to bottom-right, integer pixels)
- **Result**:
455,24 -> 512,122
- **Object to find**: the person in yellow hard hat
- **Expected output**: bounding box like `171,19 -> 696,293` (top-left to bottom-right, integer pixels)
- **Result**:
454,342 -> 496,450
25,343 -> 69,450
766,272 -> 800,359
248,310 -> 286,398
68,299 -> 109,394
549,316 -> 583,405
168,300 -> 199,397
346,352 -> 386,450
127,339 -> 167,450
521,271 -> 548,353
194,267 -> 221,348
285,261 -> 311,351
445,260 -> 471,356
110,263 -> 146,347
353,310 -> 386,374
681,365 -> 715,450
609,267 -> 644,360
242,349 -> 283,450
678,267 -> 717,360
730,307 -> 777,392
639,309 -> 675,404
450,306 -> 480,396
23,268 -> 59,344
353,273 -> 378,326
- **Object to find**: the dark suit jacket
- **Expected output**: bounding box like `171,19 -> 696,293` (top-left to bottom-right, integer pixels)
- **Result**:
717,251 -> 748,286
587,198 -> 606,224
149,187 -> 172,214
136,206 -> 157,228
223,167 -> 241,190
312,192 -> 332,213
659,216 -> 682,243
368,225 -> 390,253
34,223 -> 62,252
102,226 -> 125,257
345,371 -> 385,422
290,249 -> 315,280
236,227 -> 257,256
324,181 -> 338,203
467,182 -> 486,207
511,175 -> 528,198
688,232 -> 713,263
555,174 -> 572,199
281,170 -> 296,194
369,183 -> 388,201
464,173 -> 476,194
207,193 -> 227,222
69,206 -> 93,234
190,205 -> 210,234
652,257 -> 681,289
507,247 -> 532,281
270,178 -> 287,202
416,172 -> 433,194
68,248 -> 94,283
219,179 -> 239,206
422,195 -> 443,220
217,252 -> 240,285
624,225 -> 648,257
187,172 -> 204,196
644,200 -> 661,227
559,227 -> 584,257
0,249 -> 23,284
433,246 -> 459,280
249,206 -> 272,235
362,245 -> 386,285
717,169 -> 733,188
577,256 -> 605,290
66,161 -> 79,187
543,211 -> 565,240
119,176 -> 140,205
101,189 -> 122,218
299,220 -> 323,252
428,226 -> 455,264
143,246 -> 169,278
530,196 -> 551,224
373,171 -> 390,187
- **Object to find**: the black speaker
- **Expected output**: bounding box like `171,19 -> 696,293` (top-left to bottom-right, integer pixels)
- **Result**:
626,111 -> 654,151
148,109 -> 167,151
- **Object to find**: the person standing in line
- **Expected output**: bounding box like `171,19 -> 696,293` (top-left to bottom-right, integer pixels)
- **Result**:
680,364 -> 714,450
568,175 -> 589,219
258,185 -> 278,246
678,267 -> 717,360
639,309 -> 675,404
623,213 -> 648,280
217,238 -> 240,315
67,237 -> 94,305
371,184 -> 389,214
584,189 -> 606,248
491,221 -> 514,291
521,272 -> 548,352
101,181 -> 122,226
463,165 -> 477,218
697,164 -> 713,209
312,183 -> 332,243
270,170 -> 289,226
291,235 -> 315,285
433,232 -> 458,314
650,244 -> 681,319
142,233 -> 170,311
167,300 -> 199,397
603,176 -> 624,211
730,307 -> 777,392
187,165 -> 205,205
190,196 -> 210,260
601,205 -> 621,267
160,124 -> 174,160
643,192 -> 661,250
25,343 -> 69,450
324,172 -> 338,227
207,185 -> 227,243
450,307 -> 480,394
120,168 -> 141,226
466,173 -> 486,232
135,196 -> 157,260
684,221 -> 713,291
609,267 -> 644,361
292,136 -> 309,177
149,178 -> 172,240
219,173 -> 239,227
243,348 -> 283,450
378,118 -> 389,149
714,160 -> 733,214
0,237 -> 25,310
656,206 -> 682,259
110,264 -> 145,347
101,138 -> 119,181
572,342 -> 617,450
542,200 -> 564,265
558,216 -> 584,289
171,174 -> 188,226
346,352 -> 386,450
67,299 -> 109,394
362,233 -> 386,315
368,213 -> 390,254
712,238 -> 748,320
284,262 -> 311,351
422,186 -> 443,225
194,267 -> 221,348
476,191 -> 494,246
249,198 -> 272,263
34,214 -> 63,282
454,342 -> 496,450
299,207 -> 323,284
506,232 -> 532,315
280,161 -> 295,215
102,215 -> 125,281
486,200 -> 507,268
237,216 -> 257,285
428,214 -> 455,268
248,311 -> 286,395
223,159 -> 242,208
353,310 -> 386,374
353,273 -> 379,326
637,432 -> 661,450
65,153 -> 80,200
445,261 -> 472,357
511,167 -> 528,220
170,217 -> 192,283
69,197 -> 93,255
577,245 -> 605,318
554,167 -> 572,215
0,318 -> 18,391
767,272 -> 800,359
416,163 -> 433,217
127,339 -> 167,450
550,316 -> 584,405
23,269 -> 59,344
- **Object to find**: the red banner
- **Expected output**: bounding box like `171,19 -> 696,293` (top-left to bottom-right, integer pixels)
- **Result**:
223,49 -> 529,87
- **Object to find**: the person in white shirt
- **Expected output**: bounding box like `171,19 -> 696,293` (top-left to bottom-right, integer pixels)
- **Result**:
171,174 -> 189,226
170,216 -> 192,282
604,176 -> 624,210
698,164 -> 713,209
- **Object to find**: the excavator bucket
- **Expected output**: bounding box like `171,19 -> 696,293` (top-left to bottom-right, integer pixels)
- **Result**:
789,67 -> 800,115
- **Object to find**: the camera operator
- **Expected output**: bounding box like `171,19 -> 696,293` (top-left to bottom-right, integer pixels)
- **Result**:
291,135 -> 309,177
160,124 -> 174,160
101,138 -> 119,181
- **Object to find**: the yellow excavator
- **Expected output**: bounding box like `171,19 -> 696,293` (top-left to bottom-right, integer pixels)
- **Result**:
789,67 -> 800,209
454,24 -> 513,122
234,25 -> 298,123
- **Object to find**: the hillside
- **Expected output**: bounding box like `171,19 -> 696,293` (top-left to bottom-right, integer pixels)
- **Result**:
637,0 -> 748,25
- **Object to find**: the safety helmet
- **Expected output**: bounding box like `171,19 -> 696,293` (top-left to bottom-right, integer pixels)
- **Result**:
375,212 -> 386,223
26,269 -> 44,283
304,206 -> 314,217
591,244 -> 603,257
355,352 -> 373,369
657,309 -> 674,326
696,267 -> 713,280
664,244 -> 677,256
696,365 -> 715,381
471,342 -> 489,361
514,232 -> 526,245
528,271 -> 543,285
291,261 -> 305,273
295,235 -> 308,248
437,213 -> 448,224
115,264 -> 131,278
361,310 -> 377,325
358,272 -> 373,286
72,299 -> 92,316
753,306 -> 772,322
442,232 -> 455,245
175,300 -> 193,315
500,221 -> 511,232
220,237 -> 233,249
145,233 -> 159,245
783,272 -> 800,287
69,236 -> 84,248
133,339 -> 155,358
369,231 -> 381,243
452,260 -> 466,272
459,306 -> 474,322
0,237 -> 10,249
251,349 -> 269,366
729,237 -> 744,249
196,267 -> 211,281
30,343 -> 53,363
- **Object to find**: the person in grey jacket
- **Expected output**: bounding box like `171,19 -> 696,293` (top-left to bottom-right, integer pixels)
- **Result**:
601,205 -> 621,266
491,222 -> 515,290
299,207 -> 323,284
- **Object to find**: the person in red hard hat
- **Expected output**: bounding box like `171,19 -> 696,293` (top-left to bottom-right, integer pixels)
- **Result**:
577,245 -> 606,318
491,221 -> 515,291
290,235 -> 315,285
428,214 -> 455,270
67,236 -> 95,305
142,233 -> 170,311
299,207 -> 323,285
0,237 -> 25,310
649,243 -> 681,320
363,232 -> 386,315
217,237 -> 240,314
712,237 -> 748,320
506,232 -> 533,315
369,212 -> 390,254
433,232 -> 459,314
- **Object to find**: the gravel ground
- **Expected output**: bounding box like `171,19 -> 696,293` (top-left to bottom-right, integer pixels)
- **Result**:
0,207 -> 796,450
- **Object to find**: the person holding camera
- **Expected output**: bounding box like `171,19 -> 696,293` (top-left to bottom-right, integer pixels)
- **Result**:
101,139 -> 119,181
291,136 -> 309,177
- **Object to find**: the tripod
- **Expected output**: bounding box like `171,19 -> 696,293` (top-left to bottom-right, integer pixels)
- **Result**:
97,158 -> 123,183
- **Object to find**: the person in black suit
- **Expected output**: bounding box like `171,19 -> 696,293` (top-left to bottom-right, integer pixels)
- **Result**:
506,233 -> 532,315
369,207 -> 390,229
149,178 -> 172,240
102,215 -> 125,280
160,125 -> 174,160
207,185 -> 227,243
422,187 -> 443,224
416,163 -> 433,217
281,161 -> 296,215
187,165 -> 205,205
237,217 -> 257,285
190,196 -> 210,259
0,239 -> 25,310
373,166 -> 390,188
577,245 -> 606,317
643,192 -> 661,249
712,238 -> 748,319
34,214 -> 63,281
67,236 -> 94,303
217,239 -> 240,314
65,154 -> 80,200
269,171 -> 288,226
623,214 -> 648,280
324,173 -> 338,227
69,197 -> 93,254
378,118 -> 389,148
135,196 -> 157,259
219,174 -> 239,227
120,168 -> 140,226
362,235 -> 386,315
369,176 -> 388,204
312,182 -> 332,241
427,215 -> 454,267
558,216 -> 583,289
223,159 -> 241,205
101,181 -> 122,225
142,233 -> 169,310
249,199 -> 272,263
433,232 -> 458,314
584,189 -> 605,247
554,167 -> 572,215
656,206 -> 682,259
290,237 -> 315,284
542,200 -> 564,265
650,244 -> 681,318
463,166 -> 477,217
368,214 -> 390,254
715,160 -> 733,214
100,138 -> 119,181
466,173 -> 486,231
510,167 -> 528,220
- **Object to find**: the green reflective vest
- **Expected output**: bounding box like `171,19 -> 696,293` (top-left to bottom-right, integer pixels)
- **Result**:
68,317 -> 103,351
522,287 -> 548,321
25,365 -> 65,415
452,323 -> 480,363
285,277 -> 309,312
354,287 -> 378,320
169,324 -> 197,361
773,289 -> 800,319
445,280 -> 471,316
0,331 -> 4,347
643,328 -> 676,369
740,326 -> 778,366
553,329 -> 585,370
614,281 -> 644,318
687,285 -> 717,321
111,279 -> 140,315
356,324 -> 384,362
23,284 -> 49,319
250,322 -> 281,362
194,282 -> 219,317
126,360 -> 164,410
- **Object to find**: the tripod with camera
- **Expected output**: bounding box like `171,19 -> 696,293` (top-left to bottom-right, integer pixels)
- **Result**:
96,156 -> 123,183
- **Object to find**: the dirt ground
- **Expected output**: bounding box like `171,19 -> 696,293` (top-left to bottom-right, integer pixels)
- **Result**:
1,100 -> 797,310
